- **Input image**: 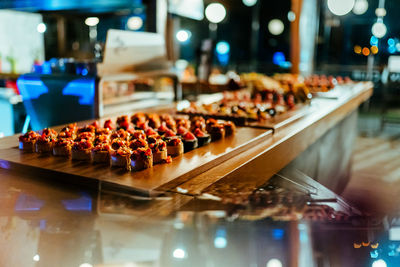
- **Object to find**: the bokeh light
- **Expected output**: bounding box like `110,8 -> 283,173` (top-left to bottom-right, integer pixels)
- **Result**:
327,0 -> 355,16
354,45 -> 362,54
242,0 -> 257,7
205,3 -> 227,24
36,23 -> 46,33
353,0 -> 368,15
362,47 -> 370,56
127,16 -> 143,30
85,17 -> 99,26
268,19 -> 284,35
372,21 -> 387,38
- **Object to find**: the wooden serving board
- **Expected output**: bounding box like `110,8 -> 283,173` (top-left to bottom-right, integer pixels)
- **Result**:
0,127 -> 272,196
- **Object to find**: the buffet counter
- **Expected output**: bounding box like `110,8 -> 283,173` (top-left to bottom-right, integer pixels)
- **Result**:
0,82 -> 378,267
0,82 -> 372,196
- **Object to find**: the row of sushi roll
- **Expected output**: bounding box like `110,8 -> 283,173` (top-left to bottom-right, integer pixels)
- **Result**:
18,113 -> 236,171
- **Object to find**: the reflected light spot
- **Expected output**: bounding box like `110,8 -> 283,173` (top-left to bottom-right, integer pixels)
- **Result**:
172,248 -> 186,259
266,258 -> 283,267
33,254 -> 40,262
80,264 -> 93,267
214,236 -> 227,248
371,46 -> 378,54
372,259 -> 387,267
85,17 -> 99,26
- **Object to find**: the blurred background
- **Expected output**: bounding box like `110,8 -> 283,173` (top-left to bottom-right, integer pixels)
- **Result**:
0,0 -> 399,136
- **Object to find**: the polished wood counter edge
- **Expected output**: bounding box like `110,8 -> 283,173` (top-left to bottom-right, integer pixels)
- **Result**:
168,82 -> 373,196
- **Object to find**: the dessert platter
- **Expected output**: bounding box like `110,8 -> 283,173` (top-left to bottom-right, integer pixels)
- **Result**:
0,113 -> 272,195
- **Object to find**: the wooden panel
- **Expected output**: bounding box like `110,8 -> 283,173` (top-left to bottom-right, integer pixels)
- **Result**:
0,127 -> 271,196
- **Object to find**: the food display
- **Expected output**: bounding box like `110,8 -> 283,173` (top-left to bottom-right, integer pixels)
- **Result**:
18,113 -> 236,172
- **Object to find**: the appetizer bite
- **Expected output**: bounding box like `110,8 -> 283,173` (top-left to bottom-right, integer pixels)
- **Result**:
18,131 -> 39,152
110,129 -> 129,141
145,127 -> 158,136
130,147 -> 153,171
193,128 -> 211,147
71,139 -> 93,161
223,121 -> 236,136
190,116 -> 206,132
157,122 -> 170,136
163,129 -> 178,141
129,130 -> 146,141
131,112 -> 146,125
91,143 -> 111,164
182,132 -> 198,152
110,147 -> 132,170
147,113 -> 161,129
148,136 -> 167,164
166,137 -> 184,156
75,132 -> 95,142
103,119 -> 115,130
53,138 -> 74,157
129,138 -> 148,150
111,138 -> 127,151
94,134 -> 110,146
35,135 -> 56,154
77,125 -> 96,135
209,124 -> 225,141
116,115 -> 131,130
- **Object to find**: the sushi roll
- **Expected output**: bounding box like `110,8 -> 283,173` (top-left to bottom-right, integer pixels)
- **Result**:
110,147 -> 132,170
209,124 -> 225,141
18,131 -> 39,152
223,121 -> 236,136
182,132 -> 198,152
193,128 -> 211,147
71,139 -> 93,161
91,143 -> 111,164
177,126 -> 189,137
166,137 -> 184,156
130,147 -> 153,171
53,138 -> 74,157
148,136 -> 167,164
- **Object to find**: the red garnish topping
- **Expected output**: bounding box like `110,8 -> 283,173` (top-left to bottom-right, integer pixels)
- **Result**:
131,147 -> 152,160
111,139 -> 126,150
206,118 -> 218,125
110,129 -> 129,140
136,121 -> 148,130
76,132 -> 95,141
183,132 -> 196,140
58,131 -> 74,139
130,130 -> 146,140
77,125 -> 96,134
61,123 -> 77,132
158,122 -> 169,132
94,135 -> 109,145
145,127 -> 158,136
164,129 -> 176,137
19,131 -> 39,142
116,115 -> 129,125
193,128 -> 205,137
131,113 -> 147,124
41,128 -> 57,137
177,126 -> 188,135
112,147 -> 131,156
96,128 -> 112,136
92,143 -> 111,152
118,120 -> 131,130
36,135 -> 55,144
167,138 -> 182,146
55,138 -> 73,147
104,119 -> 114,130
91,121 -> 100,129
129,138 -> 148,150
72,139 -> 93,150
